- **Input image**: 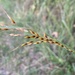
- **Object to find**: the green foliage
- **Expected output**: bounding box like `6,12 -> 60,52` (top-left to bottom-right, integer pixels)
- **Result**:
0,0 -> 75,75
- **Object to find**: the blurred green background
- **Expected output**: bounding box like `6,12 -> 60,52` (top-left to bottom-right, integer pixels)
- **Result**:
0,0 -> 75,75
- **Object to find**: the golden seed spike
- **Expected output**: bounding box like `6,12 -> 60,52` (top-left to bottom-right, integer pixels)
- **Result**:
44,33 -> 48,38
26,30 -> 75,53
25,35 -> 36,39
1,7 -> 15,24
39,37 -> 44,40
29,29 -> 39,37
9,17 -> 15,24
35,32 -> 39,38
29,30 -> 35,35
34,41 -> 43,44
1,27 -> 74,54
0,28 -> 9,30
21,41 -> 34,47
9,33 -> 22,36
31,30 -> 75,53
5,11 -> 15,24
48,39 -> 75,53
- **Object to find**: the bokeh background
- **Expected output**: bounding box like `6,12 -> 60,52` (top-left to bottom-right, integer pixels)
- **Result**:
0,0 -> 75,75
